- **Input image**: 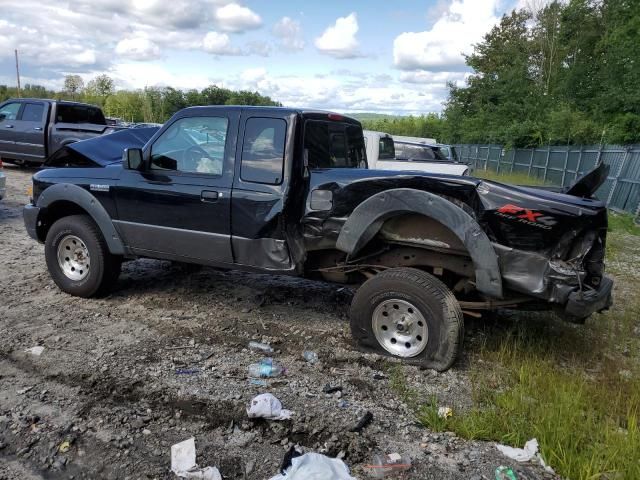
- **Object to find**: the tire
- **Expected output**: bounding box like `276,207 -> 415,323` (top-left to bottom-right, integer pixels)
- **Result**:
350,267 -> 464,371
45,215 -> 121,298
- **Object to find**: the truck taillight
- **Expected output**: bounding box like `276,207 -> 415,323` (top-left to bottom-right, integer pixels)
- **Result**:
327,113 -> 344,121
0,158 -> 3,168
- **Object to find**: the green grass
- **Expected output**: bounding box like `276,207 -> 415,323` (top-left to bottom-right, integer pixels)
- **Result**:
472,168 -> 550,186
608,211 -> 640,236
391,230 -> 640,479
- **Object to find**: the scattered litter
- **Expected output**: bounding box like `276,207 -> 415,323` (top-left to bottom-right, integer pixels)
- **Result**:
268,452 -> 356,480
248,358 -> 285,378
249,379 -> 267,387
303,350 -> 319,364
496,438 -> 553,473
175,368 -> 201,375
350,411 -> 373,432
323,384 -> 343,394
58,441 -> 71,453
495,466 -> 517,480
247,393 -> 292,420
437,406 -> 453,419
17,386 -> 34,395
249,341 -> 274,353
373,373 -> 387,380
25,346 -> 44,356
338,400 -> 349,408
171,437 -> 221,480
364,453 -> 412,478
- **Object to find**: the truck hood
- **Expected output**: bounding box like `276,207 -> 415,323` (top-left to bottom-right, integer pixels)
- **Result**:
45,127 -> 159,168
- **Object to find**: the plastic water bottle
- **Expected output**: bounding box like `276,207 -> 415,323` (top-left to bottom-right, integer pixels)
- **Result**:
495,466 -> 518,480
303,350 -> 319,364
248,358 -> 284,378
364,453 -> 412,478
248,341 -> 274,353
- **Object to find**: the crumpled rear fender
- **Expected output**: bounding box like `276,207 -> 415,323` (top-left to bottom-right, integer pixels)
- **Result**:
335,188 -> 503,299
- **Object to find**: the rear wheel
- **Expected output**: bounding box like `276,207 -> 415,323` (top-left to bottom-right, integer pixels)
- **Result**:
45,215 -> 121,298
350,267 -> 464,371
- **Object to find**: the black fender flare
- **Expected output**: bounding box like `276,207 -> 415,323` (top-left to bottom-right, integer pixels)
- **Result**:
335,188 -> 503,299
36,183 -> 125,255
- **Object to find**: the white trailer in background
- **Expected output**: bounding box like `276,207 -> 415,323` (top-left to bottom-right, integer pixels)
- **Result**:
363,130 -> 469,176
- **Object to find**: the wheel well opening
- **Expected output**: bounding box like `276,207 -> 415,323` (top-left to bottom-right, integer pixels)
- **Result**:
37,201 -> 90,241
377,213 -> 467,254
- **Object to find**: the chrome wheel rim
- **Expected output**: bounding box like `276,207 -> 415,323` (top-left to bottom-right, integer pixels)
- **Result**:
372,299 -> 428,357
57,235 -> 90,281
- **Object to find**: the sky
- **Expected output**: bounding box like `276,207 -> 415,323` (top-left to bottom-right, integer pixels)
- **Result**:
0,0 -> 524,114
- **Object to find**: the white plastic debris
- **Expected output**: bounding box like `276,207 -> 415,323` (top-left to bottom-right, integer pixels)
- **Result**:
437,406 -> 452,418
25,346 -> 45,356
247,393 -> 292,420
496,438 -> 554,474
171,437 -> 222,480
268,452 -> 356,480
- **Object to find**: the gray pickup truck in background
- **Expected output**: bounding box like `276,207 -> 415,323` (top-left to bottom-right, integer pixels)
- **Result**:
0,99 -> 114,166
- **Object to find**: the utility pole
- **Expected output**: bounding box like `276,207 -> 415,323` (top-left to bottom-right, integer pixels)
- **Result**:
15,49 -> 21,98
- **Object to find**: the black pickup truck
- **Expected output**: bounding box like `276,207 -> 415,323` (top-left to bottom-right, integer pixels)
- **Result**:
23,106 -> 613,370
0,98 -> 113,165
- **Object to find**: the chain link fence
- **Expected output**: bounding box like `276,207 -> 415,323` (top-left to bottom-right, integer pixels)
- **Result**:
455,144 -> 640,218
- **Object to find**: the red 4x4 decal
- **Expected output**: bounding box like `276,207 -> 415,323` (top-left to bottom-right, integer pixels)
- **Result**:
496,204 -> 557,228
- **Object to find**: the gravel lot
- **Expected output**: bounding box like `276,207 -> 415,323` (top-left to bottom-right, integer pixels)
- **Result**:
0,165 -> 556,479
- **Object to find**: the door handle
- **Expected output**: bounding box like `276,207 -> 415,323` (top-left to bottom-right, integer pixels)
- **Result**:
34,127 -> 43,131
4,124 -> 13,128
201,190 -> 220,202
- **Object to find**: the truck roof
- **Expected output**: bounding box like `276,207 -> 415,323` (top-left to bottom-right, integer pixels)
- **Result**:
177,105 -> 361,124
3,98 -> 102,108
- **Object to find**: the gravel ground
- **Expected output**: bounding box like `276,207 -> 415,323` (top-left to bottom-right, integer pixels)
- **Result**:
0,165 -> 556,480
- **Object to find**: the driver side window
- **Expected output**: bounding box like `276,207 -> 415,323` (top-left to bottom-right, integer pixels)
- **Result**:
150,116 -> 228,175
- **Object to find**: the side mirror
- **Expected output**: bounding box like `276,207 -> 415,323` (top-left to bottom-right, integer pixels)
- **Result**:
0,113 -> 6,122
123,148 -> 143,170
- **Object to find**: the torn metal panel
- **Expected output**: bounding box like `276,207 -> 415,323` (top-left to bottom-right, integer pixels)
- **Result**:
232,237 -> 292,270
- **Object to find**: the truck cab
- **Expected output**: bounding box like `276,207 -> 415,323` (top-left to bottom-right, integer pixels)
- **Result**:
0,99 -> 109,165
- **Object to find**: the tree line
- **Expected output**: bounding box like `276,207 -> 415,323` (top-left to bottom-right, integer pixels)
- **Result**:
365,0 -> 639,147
0,74 -> 280,124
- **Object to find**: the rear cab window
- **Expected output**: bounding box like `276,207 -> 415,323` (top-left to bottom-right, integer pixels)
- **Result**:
56,104 -> 106,125
304,120 -> 366,169
240,117 -> 287,185
378,136 -> 395,160
20,103 -> 45,123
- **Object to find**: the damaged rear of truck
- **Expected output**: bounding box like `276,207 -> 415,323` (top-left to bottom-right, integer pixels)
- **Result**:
302,162 -> 613,369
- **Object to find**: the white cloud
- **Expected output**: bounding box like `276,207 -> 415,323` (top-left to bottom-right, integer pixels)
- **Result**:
214,3 -> 262,32
315,13 -> 362,59
399,70 -> 469,86
115,37 -> 161,61
202,31 -> 240,55
272,17 -> 305,51
393,0 -> 501,71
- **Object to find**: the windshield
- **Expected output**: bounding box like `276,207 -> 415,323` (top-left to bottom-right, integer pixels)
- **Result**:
379,136 -> 395,160
305,120 -> 367,168
395,142 -> 449,162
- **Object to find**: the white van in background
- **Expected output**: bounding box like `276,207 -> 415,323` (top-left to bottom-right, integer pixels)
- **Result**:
363,130 -> 469,176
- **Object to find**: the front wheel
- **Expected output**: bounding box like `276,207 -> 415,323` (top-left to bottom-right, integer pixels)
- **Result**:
45,215 -> 121,298
349,268 -> 464,371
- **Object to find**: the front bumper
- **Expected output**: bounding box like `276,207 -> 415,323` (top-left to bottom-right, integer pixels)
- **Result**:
23,204 -> 41,241
564,275 -> 614,319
